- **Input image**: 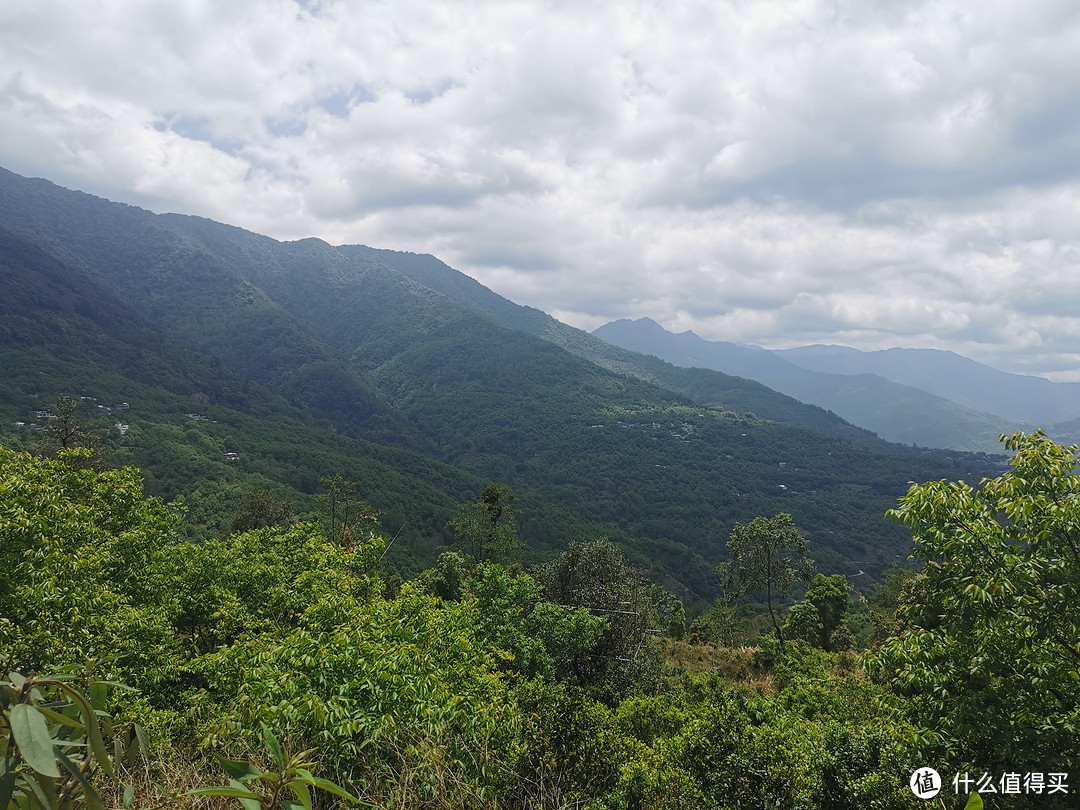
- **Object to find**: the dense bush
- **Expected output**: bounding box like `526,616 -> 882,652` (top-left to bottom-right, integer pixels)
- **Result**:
3,441 -> 1073,808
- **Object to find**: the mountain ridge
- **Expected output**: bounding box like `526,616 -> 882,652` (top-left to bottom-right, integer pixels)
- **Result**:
0,166 -> 998,601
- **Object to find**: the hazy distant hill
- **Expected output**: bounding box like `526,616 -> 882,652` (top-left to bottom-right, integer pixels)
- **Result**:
778,344 -> 1080,427
0,166 -> 994,599
592,318 -> 1021,453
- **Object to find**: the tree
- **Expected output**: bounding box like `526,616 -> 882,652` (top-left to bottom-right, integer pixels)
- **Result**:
865,565 -> 917,649
535,540 -> 662,697
448,484 -> 520,563
718,513 -> 814,646
688,601 -> 739,647
871,431 -> 1080,774
0,446 -> 183,682
785,573 -> 851,651
417,550 -> 471,601
782,601 -> 823,650
318,474 -> 379,548
39,394 -> 108,468
645,582 -> 686,640
461,562 -> 607,683
230,486 -> 295,533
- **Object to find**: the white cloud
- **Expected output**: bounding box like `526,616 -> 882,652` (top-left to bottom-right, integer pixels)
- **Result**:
4,0 -> 1080,378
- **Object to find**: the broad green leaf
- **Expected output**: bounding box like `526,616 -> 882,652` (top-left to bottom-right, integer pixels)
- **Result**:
123,784 -> 135,808
132,723 -> 150,765
7,672 -> 27,690
963,793 -> 984,810
217,756 -> 261,782
228,779 -> 262,810
20,770 -> 56,810
289,779 -> 313,810
33,706 -> 84,731
39,773 -> 59,810
292,774 -> 360,802
261,723 -> 284,770
9,704 -> 59,778
0,769 -> 16,810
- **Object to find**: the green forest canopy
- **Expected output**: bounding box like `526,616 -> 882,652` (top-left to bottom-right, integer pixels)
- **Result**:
2,432 -> 1077,808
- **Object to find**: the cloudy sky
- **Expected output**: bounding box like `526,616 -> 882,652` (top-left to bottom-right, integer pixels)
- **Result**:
4,1 -> 1080,379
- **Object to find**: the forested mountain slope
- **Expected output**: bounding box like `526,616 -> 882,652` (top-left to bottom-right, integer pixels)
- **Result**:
347,243 -> 883,443
0,166 -> 995,600
0,225 -> 301,418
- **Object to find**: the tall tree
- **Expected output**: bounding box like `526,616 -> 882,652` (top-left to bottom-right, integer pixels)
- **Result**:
535,539 -> 661,697
448,484 -> 519,563
871,430 -> 1080,774
318,474 -> 378,548
39,394 -> 108,468
718,513 -> 814,646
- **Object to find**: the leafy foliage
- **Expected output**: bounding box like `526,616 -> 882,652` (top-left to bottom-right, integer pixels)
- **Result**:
0,447 -> 184,685
536,540 -> 665,700
688,602 -> 739,647
316,474 -> 379,549
1,672 -> 146,810
229,487 -> 295,534
189,723 -> 358,809
37,395 -> 110,466
188,586 -> 523,807
872,431 -> 1080,777
4,442 -> 1066,808
458,562 -> 608,684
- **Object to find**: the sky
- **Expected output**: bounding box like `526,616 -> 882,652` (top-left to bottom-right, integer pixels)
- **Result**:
4,1 -> 1080,380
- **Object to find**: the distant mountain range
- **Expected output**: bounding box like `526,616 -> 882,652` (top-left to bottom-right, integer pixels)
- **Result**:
0,166 -> 1000,603
593,318 -> 1080,453
775,344 -> 1080,425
